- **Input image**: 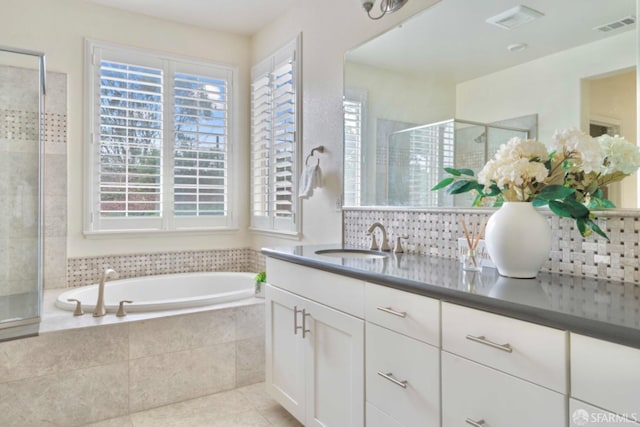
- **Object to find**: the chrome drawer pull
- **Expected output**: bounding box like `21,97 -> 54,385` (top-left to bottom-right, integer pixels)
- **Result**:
294,305 -> 302,335
377,371 -> 408,389
302,309 -> 311,339
376,306 -> 407,318
466,334 -> 513,353
465,418 -> 485,427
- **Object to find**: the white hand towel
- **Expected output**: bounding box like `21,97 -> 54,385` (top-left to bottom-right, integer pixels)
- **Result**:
299,163 -> 322,199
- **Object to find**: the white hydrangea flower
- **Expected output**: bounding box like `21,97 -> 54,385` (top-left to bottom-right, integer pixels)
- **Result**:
598,134 -> 640,174
494,137 -> 548,162
551,128 -> 602,173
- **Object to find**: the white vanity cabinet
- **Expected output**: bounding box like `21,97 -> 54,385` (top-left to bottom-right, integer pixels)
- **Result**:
571,333 -> 640,424
441,302 -> 567,427
265,259 -> 365,427
364,283 -> 441,426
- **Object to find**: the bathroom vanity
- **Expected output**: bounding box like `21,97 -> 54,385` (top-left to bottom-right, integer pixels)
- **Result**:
263,245 -> 640,427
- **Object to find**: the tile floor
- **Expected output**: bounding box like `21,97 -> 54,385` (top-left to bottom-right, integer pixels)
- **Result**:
83,383 -> 302,427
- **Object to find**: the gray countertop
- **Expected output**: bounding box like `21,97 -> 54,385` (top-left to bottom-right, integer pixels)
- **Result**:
262,244 -> 640,349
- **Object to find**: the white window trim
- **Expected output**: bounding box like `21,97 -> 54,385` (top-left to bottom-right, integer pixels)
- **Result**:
83,39 -> 239,235
343,88 -> 367,207
250,35 -> 302,236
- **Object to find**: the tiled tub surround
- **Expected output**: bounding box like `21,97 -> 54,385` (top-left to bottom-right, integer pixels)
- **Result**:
0,292 -> 266,426
67,248 -> 267,288
344,207 -> 640,284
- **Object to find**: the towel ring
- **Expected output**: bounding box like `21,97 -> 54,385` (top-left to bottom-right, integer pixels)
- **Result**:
305,145 -> 325,166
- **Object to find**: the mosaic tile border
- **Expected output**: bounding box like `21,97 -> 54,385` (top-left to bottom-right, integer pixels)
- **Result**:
67,248 -> 264,287
343,208 -> 640,284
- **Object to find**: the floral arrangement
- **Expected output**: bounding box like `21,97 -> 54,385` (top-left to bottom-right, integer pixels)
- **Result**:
432,128 -> 640,239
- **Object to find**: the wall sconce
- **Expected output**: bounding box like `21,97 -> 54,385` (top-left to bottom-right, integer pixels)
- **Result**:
361,0 -> 409,20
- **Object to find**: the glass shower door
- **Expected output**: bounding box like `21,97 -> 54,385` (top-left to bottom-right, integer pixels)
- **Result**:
0,47 -> 45,340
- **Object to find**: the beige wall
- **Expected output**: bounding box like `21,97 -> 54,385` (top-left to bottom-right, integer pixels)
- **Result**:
0,0 -> 252,257
249,0 -> 441,249
589,70 -> 638,208
456,31 -> 636,144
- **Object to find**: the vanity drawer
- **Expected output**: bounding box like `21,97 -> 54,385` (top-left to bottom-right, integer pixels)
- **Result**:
366,323 -> 440,427
571,333 -> 640,417
365,283 -> 439,345
266,258 -> 365,318
442,302 -> 567,393
366,403 -> 403,427
570,398 -> 640,426
442,352 -> 566,427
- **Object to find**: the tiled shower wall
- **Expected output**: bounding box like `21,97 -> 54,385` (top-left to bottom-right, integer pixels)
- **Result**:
67,248 -> 266,287
0,65 -> 67,294
344,207 -> 640,284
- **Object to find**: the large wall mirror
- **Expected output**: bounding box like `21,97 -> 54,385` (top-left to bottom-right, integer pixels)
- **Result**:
343,0 -> 637,208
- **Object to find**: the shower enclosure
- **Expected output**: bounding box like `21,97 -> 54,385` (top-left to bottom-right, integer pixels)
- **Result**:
387,119 -> 529,207
0,46 -> 46,340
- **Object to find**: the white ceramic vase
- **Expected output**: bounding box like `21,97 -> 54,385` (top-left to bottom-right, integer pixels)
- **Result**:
484,202 -> 551,279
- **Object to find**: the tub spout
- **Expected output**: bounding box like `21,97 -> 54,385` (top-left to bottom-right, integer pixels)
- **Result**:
93,268 -> 118,317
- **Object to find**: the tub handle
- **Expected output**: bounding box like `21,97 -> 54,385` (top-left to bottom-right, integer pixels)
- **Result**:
67,299 -> 84,316
116,300 -> 133,317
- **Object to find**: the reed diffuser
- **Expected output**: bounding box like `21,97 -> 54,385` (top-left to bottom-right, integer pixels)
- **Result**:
460,218 -> 487,272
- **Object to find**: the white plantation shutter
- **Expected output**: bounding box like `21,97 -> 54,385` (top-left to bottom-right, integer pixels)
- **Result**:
250,36 -> 300,233
86,42 -> 235,233
343,98 -> 363,207
98,60 -> 163,221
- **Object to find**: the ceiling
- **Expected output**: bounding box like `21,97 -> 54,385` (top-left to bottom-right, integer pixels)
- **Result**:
83,0 -> 298,36
346,0 -> 636,83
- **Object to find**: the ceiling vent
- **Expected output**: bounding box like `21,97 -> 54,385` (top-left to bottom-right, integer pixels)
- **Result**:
486,5 -> 544,30
593,15 -> 636,33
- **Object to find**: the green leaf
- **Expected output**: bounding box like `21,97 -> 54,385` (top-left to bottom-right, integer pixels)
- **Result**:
483,184 -> 501,197
444,167 -> 461,176
472,193 -> 484,207
576,218 -> 587,236
458,168 -> 475,177
593,188 -> 603,199
431,177 -> 454,191
548,200 -> 573,218
532,197 -> 549,207
588,220 -> 609,240
447,180 -> 476,195
601,199 -> 616,208
537,185 -> 575,201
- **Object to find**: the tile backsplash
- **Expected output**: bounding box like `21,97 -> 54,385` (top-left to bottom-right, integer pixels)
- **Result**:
343,207 -> 640,284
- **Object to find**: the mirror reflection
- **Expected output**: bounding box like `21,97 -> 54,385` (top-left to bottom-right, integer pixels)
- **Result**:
343,0 -> 637,208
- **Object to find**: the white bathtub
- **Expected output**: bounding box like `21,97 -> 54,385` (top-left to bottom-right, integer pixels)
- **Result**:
55,272 -> 256,313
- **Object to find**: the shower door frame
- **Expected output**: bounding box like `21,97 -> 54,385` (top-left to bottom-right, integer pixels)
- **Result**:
0,45 -> 46,337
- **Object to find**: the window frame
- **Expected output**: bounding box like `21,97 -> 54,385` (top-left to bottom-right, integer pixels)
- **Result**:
250,35 -> 302,236
83,39 -> 239,235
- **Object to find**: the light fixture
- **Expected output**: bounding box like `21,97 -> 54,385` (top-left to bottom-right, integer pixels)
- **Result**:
507,43 -> 528,52
361,0 -> 409,20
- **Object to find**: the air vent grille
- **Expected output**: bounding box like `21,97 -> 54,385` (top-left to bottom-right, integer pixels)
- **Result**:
486,5 -> 544,30
594,15 -> 636,33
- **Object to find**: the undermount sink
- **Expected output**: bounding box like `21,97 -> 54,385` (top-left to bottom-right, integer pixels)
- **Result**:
314,249 -> 388,259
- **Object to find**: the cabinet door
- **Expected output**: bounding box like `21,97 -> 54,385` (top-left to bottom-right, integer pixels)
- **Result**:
265,284 -> 306,424
442,352 -> 565,427
305,297 -> 365,427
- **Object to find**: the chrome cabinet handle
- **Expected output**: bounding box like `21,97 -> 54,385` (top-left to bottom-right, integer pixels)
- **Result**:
377,371 -> 408,389
294,305 -> 302,335
376,306 -> 407,318
302,309 -> 311,338
465,418 -> 485,427
466,334 -> 513,353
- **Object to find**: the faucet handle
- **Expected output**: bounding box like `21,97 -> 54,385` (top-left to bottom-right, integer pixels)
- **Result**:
67,299 -> 84,316
116,300 -> 133,317
394,235 -> 409,254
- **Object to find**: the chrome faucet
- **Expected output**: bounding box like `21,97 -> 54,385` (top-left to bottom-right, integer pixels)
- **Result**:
93,268 -> 118,317
367,222 -> 391,251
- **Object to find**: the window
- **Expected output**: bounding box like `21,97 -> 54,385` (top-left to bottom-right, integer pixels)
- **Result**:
250,36 -> 301,234
85,41 -> 236,233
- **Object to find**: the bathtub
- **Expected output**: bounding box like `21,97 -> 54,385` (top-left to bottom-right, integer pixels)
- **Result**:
55,272 -> 256,313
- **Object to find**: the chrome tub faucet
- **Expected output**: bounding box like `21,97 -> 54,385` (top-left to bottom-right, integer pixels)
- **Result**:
93,268 -> 118,317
